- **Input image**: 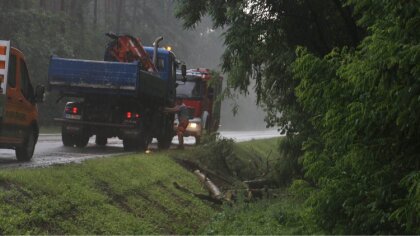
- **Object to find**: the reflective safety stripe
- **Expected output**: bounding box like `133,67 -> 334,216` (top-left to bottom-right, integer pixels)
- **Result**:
0,45 -> 7,55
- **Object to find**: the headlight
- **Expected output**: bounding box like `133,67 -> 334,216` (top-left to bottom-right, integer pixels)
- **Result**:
189,123 -> 198,129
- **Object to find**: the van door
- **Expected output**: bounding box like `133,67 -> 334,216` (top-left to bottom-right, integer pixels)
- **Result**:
0,52 -> 24,143
16,57 -> 35,126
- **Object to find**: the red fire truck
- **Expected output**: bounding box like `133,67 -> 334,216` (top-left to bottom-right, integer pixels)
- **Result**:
175,68 -> 222,144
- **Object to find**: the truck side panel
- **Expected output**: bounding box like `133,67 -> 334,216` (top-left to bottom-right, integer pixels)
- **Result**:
48,56 -> 139,96
48,56 -> 168,101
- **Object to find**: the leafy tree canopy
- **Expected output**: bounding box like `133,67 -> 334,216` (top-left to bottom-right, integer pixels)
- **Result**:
175,0 -> 420,234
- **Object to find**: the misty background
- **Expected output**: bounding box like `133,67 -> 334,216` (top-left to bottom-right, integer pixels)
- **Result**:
0,0 -> 267,131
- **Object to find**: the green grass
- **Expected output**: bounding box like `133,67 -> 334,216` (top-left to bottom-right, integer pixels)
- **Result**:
0,137 -> 309,235
202,193 -> 310,235
233,138 -> 281,179
176,137 -> 314,235
171,136 -> 282,183
195,138 -> 317,235
0,153 -> 217,234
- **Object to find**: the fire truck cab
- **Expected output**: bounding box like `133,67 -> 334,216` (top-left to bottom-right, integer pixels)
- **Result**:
175,68 -> 222,144
0,40 -> 45,161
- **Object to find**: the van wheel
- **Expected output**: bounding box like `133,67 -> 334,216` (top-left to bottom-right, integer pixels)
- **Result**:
75,134 -> 89,148
95,136 -> 107,146
195,136 -> 201,145
16,128 -> 36,162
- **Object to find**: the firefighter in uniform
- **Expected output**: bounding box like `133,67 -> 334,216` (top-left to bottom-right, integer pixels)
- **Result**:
164,98 -> 189,149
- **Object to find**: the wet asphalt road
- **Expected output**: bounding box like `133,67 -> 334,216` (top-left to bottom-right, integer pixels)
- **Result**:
0,130 -> 281,169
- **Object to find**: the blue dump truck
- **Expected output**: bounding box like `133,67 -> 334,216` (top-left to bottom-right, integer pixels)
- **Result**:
48,34 -> 185,151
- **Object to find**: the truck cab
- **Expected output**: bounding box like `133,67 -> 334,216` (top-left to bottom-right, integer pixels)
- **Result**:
175,68 -> 222,144
0,40 -> 44,161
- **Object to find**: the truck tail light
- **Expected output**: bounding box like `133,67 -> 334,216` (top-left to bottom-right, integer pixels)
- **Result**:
126,112 -> 132,119
65,105 -> 79,114
125,112 -> 140,120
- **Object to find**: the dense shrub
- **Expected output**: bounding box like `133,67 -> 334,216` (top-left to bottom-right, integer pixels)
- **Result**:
292,1 -> 420,234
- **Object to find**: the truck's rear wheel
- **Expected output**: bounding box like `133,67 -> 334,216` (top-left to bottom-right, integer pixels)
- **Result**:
75,134 -> 89,148
137,136 -> 148,151
95,136 -> 107,146
16,128 -> 36,162
61,125 -> 76,147
123,139 -> 135,151
123,138 -> 141,151
157,117 -> 174,150
62,132 -> 75,147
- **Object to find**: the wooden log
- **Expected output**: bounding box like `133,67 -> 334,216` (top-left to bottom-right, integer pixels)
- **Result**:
173,181 -> 222,204
194,170 -> 223,200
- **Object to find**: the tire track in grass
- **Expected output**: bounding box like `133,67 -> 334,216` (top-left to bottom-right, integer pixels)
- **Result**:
93,179 -> 176,234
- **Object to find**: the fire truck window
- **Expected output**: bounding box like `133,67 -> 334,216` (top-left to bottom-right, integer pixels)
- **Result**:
176,80 -> 202,98
192,82 -> 201,97
19,59 -> 34,101
7,54 -> 16,88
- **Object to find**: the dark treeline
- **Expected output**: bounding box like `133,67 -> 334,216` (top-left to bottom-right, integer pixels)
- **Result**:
0,0 -> 224,125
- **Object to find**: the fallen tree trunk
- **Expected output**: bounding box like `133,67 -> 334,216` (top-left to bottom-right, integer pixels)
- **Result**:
194,170 -> 223,200
173,181 -> 222,204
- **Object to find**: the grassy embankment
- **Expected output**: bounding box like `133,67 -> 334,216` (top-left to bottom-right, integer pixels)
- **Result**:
0,136 -> 309,234
0,154 -> 217,234
172,137 -> 313,235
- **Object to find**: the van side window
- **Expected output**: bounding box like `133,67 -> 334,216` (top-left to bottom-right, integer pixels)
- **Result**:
19,59 -> 34,101
7,54 -> 16,88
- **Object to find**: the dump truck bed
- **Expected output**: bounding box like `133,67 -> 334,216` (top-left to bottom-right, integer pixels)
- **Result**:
48,56 -> 166,98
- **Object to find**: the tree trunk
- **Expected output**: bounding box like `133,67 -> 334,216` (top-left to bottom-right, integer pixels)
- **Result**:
60,0 -> 65,34
194,170 -> 223,199
131,0 -> 139,29
115,0 -> 124,33
93,0 -> 98,27
39,0 -> 46,10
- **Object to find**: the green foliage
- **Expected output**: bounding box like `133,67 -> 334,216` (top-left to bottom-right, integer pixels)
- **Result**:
0,153 -> 216,234
0,2 -> 105,125
203,190 -> 319,235
292,1 -> 420,234
176,0 -> 420,234
173,135 -> 283,183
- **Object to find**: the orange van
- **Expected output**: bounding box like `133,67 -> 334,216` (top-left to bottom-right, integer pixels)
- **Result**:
0,40 -> 44,161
